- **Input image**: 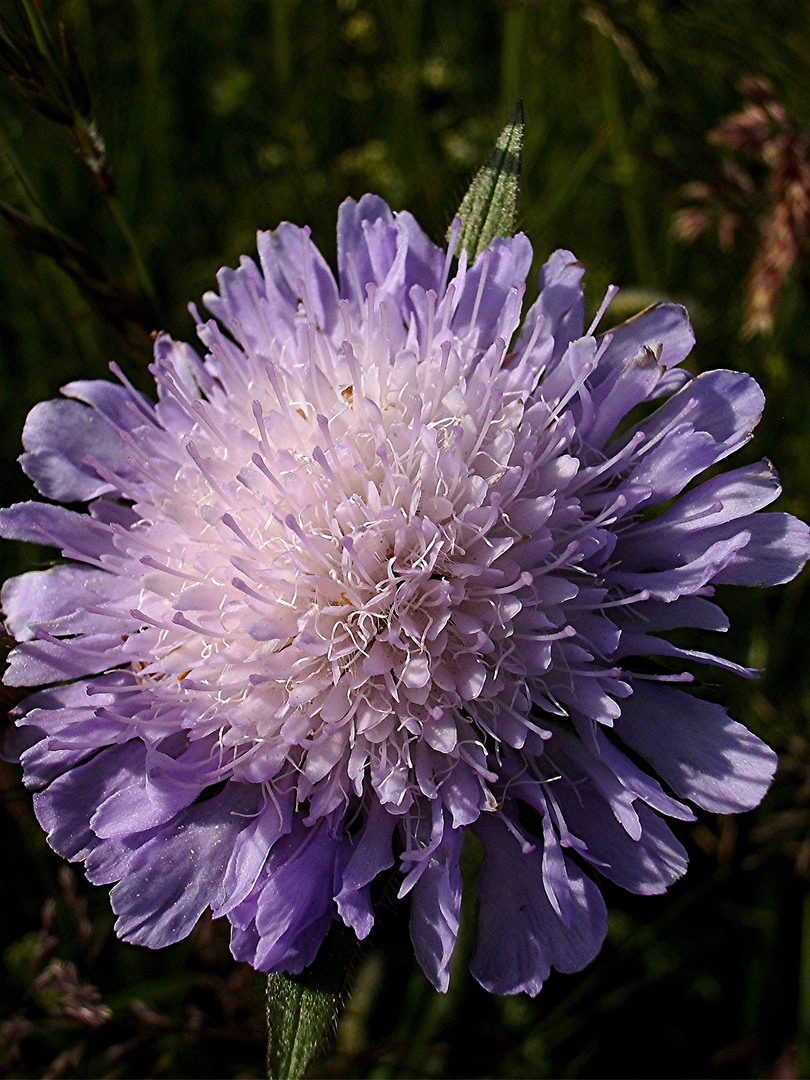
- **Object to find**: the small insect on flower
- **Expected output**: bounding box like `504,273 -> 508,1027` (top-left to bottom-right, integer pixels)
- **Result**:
2,195 -> 808,995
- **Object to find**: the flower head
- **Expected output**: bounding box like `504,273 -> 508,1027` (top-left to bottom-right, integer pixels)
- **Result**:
3,195 -> 808,995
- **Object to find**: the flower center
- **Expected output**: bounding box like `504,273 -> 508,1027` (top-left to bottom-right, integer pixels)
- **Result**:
126,311 -> 547,803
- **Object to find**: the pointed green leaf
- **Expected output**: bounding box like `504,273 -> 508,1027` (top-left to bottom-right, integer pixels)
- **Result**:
450,100 -> 524,263
266,924 -> 359,1080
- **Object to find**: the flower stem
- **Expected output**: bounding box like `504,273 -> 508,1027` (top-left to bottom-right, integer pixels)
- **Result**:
266,923 -> 360,1080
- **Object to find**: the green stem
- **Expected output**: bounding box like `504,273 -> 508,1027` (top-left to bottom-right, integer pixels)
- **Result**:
528,125 -> 610,237
499,5 -> 526,119
105,193 -> 157,308
382,0 -> 437,220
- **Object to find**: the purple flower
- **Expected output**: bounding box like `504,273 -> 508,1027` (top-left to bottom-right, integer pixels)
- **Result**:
3,195 -> 808,995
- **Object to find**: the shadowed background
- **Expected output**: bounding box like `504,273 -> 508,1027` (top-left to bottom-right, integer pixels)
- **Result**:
1,1 -> 810,1077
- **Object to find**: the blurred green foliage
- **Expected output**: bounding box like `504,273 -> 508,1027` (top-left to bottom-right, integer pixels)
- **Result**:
2,0 -> 810,1077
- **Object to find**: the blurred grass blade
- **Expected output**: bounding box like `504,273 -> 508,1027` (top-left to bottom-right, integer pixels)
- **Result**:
0,199 -> 108,277
266,924 -> 359,1080
450,100 -> 524,263
59,21 -> 91,117
19,0 -> 54,59
0,1 -> 151,297
0,9 -> 72,124
0,200 -> 152,356
0,124 -> 47,215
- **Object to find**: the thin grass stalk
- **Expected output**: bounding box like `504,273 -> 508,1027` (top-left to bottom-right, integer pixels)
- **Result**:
499,5 -> 526,122
596,30 -> 656,286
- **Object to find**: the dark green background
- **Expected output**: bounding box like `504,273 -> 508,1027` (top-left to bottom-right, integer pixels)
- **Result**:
1,2 -> 810,1077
